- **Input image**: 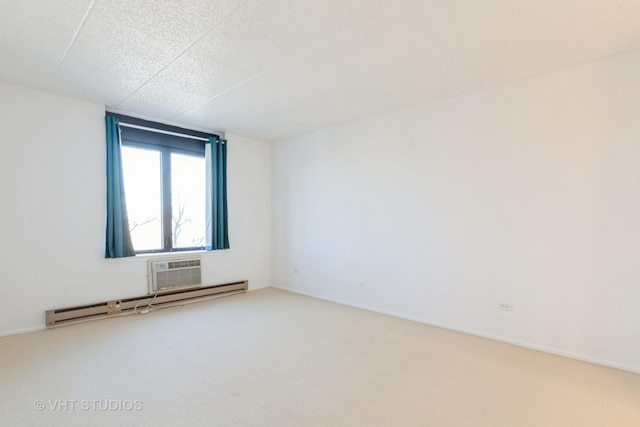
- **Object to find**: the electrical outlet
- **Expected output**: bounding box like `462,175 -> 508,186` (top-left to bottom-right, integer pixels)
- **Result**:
498,302 -> 513,311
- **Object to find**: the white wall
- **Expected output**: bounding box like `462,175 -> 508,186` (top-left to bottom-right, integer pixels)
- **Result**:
0,82 -> 271,336
272,50 -> 640,373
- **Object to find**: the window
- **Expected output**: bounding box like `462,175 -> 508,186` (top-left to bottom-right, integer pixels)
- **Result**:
115,114 -> 214,253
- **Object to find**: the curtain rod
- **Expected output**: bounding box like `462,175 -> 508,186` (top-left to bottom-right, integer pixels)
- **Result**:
118,122 -> 211,142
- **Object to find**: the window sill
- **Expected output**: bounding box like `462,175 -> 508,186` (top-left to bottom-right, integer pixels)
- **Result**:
105,249 -> 231,263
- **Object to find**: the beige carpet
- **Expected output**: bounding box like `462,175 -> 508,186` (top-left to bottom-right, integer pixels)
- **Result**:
0,288 -> 638,426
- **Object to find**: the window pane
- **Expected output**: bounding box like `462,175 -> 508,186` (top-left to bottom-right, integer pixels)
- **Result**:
121,146 -> 162,251
171,153 -> 206,248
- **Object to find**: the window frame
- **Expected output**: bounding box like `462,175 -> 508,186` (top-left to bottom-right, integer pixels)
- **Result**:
111,113 -> 218,254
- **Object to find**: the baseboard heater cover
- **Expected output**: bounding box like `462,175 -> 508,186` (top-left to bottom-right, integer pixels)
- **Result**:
45,280 -> 248,327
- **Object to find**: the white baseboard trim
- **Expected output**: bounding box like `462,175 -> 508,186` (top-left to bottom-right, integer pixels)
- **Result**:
272,285 -> 640,375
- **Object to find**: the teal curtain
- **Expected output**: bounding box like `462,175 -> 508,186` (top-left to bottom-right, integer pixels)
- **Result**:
105,115 -> 135,258
205,137 -> 230,250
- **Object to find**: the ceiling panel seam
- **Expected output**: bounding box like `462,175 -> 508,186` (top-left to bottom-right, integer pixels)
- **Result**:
48,0 -> 97,88
176,65 -> 278,119
113,0 -> 253,108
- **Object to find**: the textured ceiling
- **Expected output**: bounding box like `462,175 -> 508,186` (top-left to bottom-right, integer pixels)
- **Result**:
1,0 -> 639,141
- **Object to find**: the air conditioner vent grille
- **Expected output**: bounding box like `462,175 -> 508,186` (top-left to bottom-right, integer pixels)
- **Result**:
156,268 -> 201,289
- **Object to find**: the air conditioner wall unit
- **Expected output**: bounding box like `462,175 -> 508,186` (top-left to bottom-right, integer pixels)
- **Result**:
149,256 -> 202,294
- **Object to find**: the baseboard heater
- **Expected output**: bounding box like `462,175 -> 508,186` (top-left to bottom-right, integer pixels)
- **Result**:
45,280 -> 248,328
